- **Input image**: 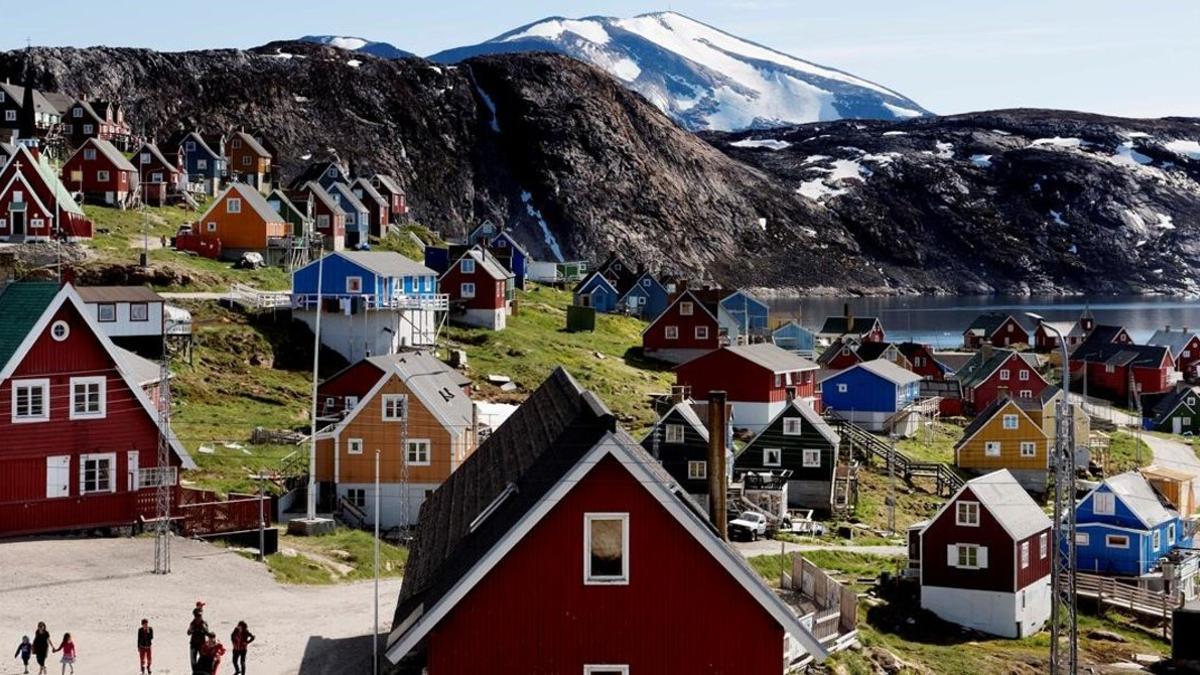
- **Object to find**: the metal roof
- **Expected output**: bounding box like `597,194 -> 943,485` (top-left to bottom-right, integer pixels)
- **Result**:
962,469 -> 1051,541
76,285 -> 163,303
0,282 -> 59,371
79,138 -> 137,172
1147,328 -> 1199,359
336,251 -> 435,278
231,131 -> 271,158
1100,471 -> 1176,528
723,343 -> 818,373
824,358 -> 922,386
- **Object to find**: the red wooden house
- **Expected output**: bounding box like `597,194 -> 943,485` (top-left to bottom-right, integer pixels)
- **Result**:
1069,341 -> 1173,407
369,174 -> 407,223
675,343 -> 819,432
963,313 -> 1028,349
62,138 -> 139,208
954,346 -> 1048,415
386,367 -> 826,673
818,304 -> 884,344
291,182 -> 345,251
0,144 -> 92,241
1147,327 -> 1200,378
131,141 -> 183,206
440,248 -> 513,330
316,352 -> 471,422
0,282 -> 194,538
897,342 -> 949,380
351,177 -> 390,238
642,289 -> 723,364
912,469 -> 1052,638
62,99 -> 132,150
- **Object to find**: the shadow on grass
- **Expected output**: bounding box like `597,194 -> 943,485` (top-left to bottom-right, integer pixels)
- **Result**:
622,346 -> 675,373
867,579 -> 1005,648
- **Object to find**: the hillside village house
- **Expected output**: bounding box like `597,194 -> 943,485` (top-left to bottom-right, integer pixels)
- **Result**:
196,183 -> 291,262
734,398 -> 848,513
75,286 -> 167,358
314,352 -> 476,527
572,270 -> 621,312
170,131 -> 225,196
1072,471 -> 1193,577
315,351 -> 471,423
1069,341 -> 1173,406
439,248 -> 513,330
485,230 -> 531,290
291,251 -> 443,362
616,270 -> 669,318
266,188 -> 312,240
0,282 -> 194,537
897,342 -> 950,380
1147,326 -> 1200,378
640,398 -> 727,508
911,470 -> 1052,638
721,289 -> 771,339
675,343 -> 818,432
772,320 -> 817,357
130,141 -> 183,206
818,339 -> 911,372
954,396 -> 1050,493
1141,385 -> 1200,435
963,313 -> 1028,349
386,368 -> 827,672
62,99 -> 131,150
817,305 -> 884,345
349,177 -> 390,238
295,181 -> 346,251
819,360 -> 923,435
642,289 -> 730,364
225,130 -> 272,193
954,346 -> 1048,415
0,82 -> 60,143
328,181 -> 370,248
288,159 -> 350,192
61,137 -> 139,207
368,173 -> 407,223
0,144 -> 92,241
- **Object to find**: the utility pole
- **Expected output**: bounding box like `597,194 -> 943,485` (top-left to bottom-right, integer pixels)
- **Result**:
373,449 -> 381,675
153,318 -> 175,574
306,246 -> 325,520
257,473 -> 266,562
887,431 -> 896,535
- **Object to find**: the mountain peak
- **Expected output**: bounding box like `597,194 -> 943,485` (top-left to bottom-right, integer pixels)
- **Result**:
298,35 -> 414,60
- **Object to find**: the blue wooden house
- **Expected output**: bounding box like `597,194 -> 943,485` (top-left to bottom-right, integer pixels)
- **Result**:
489,230 -> 529,290
720,290 -> 771,338
328,182 -> 371,249
287,160 -> 350,191
617,271 -> 669,318
468,220 -> 500,247
772,320 -> 816,357
819,360 -> 922,434
174,131 -> 225,195
572,270 -> 620,313
1071,471 -> 1191,576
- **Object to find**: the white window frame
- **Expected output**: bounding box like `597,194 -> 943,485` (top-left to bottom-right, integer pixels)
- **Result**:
346,276 -> 363,294
1019,369 -> 1030,381
999,369 -> 1010,381
1019,389 -> 1033,398
664,424 -> 685,444
140,152 -> 151,164
694,325 -> 708,340
584,512 -> 629,585
96,169 -> 109,182
664,325 -> 678,340
1076,532 -> 1090,546
381,394 -> 407,421
79,452 -> 117,494
1092,491 -> 1115,516
1169,523 -> 1176,544
50,320 -> 70,342
72,107 -> 82,118
206,222 -> 217,233
347,438 -> 363,455
460,282 -> 476,299
955,543 -> 983,569
687,460 -> 707,480
679,301 -> 693,316
1020,541 -> 1030,568
584,667 -> 629,675
836,383 -> 848,393
227,197 -> 241,214
802,448 -> 821,468
197,158 -> 208,170
11,378 -> 50,423
1002,414 -> 1018,430
1106,534 -> 1130,549
83,148 -> 96,161
150,171 -> 163,183
763,447 -> 782,467
1020,441 -> 1036,458
956,501 -> 980,527
69,376 -> 107,420
783,418 -> 803,436
1152,529 -> 1161,550
1039,532 -> 1048,559
461,258 -> 476,274
984,441 -> 1001,457
406,439 -> 431,466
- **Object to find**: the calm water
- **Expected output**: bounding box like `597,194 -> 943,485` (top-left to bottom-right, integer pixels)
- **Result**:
767,295 -> 1200,349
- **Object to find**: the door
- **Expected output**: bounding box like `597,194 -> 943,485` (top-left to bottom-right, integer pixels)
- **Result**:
1174,417 -> 1184,434
128,451 -> 139,491
11,211 -> 24,236
46,456 -> 70,498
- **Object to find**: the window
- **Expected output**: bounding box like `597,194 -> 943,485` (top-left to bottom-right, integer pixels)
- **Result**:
11,190 -> 21,203
1020,441 -> 1036,457
1076,532 -> 1090,546
3,110 -> 13,122
347,438 -> 363,455
381,394 -> 407,421
73,107 -> 83,118
1092,491 -> 1115,515
80,453 -> 116,494
802,448 -> 821,468
232,138 -> 242,149
96,170 -> 109,182
242,155 -> 252,166
83,149 -> 96,160
1000,369 -> 1012,381
695,325 -> 708,340
406,439 -> 431,466
185,140 -> 196,151
197,159 -> 208,170
1152,530 -> 1161,550
461,258 -> 475,274
679,301 -> 693,316
584,513 -> 628,584
29,218 -> 43,231
584,667 -> 629,675
836,383 -> 848,393
150,172 -> 163,183
12,379 -> 50,422
460,282 -> 476,299
664,424 -> 685,443
1039,532 -> 1048,559
97,303 -> 116,322
327,167 -> 338,177
346,488 -> 366,507
129,303 -> 149,322
1019,389 -> 1033,398
984,441 -> 1001,457
140,152 -> 150,164
83,124 -> 93,134
69,377 -> 106,419
206,222 -> 217,233
344,395 -> 359,410
956,501 -> 980,526
1020,541 -> 1030,568
50,320 -> 70,341
1007,324 -> 1015,333
774,374 -> 782,388
346,276 -> 363,294
687,460 -> 707,480
1002,414 -> 1018,429
1105,364 -> 1115,374
664,325 -> 678,340
642,278 -> 651,287
1106,534 -> 1129,549
227,198 -> 241,213
763,448 -> 782,467
953,544 -> 984,569
1019,369 -> 1030,381
783,418 -> 803,435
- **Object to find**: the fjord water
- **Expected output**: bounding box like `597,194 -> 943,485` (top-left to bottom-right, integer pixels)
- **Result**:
768,295 -> 1200,349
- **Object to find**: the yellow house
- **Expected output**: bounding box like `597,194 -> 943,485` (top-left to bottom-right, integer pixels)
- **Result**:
955,396 -> 1050,493
1013,385 -> 1090,447
315,352 -> 477,527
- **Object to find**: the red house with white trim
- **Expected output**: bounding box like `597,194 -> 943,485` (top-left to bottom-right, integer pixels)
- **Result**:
0,144 -> 92,241
1069,341 -> 1173,407
440,248 -> 514,330
1147,327 -> 1200,379
386,367 -> 827,673
62,137 -> 140,208
954,347 -> 1048,415
0,282 -> 194,538
964,313 -> 1029,349
642,289 -> 723,364
675,343 -> 819,432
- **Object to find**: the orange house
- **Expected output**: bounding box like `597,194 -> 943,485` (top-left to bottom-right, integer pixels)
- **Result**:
955,396 -> 1050,493
197,183 -> 289,260
314,352 -> 477,527
225,131 -> 273,193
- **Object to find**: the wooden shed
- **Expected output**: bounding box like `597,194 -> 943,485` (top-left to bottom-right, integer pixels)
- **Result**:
1141,465 -> 1197,517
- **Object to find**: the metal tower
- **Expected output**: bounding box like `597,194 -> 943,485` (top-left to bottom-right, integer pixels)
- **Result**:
153,328 -> 174,575
1049,390 -> 1078,673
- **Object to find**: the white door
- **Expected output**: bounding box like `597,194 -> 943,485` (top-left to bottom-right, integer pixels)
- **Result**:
1174,417 -> 1184,434
128,451 -> 139,491
46,456 -> 70,498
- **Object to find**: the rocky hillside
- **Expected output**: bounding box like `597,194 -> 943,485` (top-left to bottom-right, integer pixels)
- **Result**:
2,45 -> 1198,295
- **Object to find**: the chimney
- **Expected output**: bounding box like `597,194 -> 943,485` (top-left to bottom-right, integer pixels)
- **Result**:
981,343 -> 994,361
707,390 -> 729,541
671,385 -> 686,404
1166,325 -> 1172,332
844,302 -> 854,330
678,278 -> 689,292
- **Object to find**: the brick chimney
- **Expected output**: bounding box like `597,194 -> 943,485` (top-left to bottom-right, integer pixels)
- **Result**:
844,302 -> 854,331
707,391 -> 728,541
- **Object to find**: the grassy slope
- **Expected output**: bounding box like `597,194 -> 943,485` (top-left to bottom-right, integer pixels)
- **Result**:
1104,430 -> 1152,473
266,529 -> 409,585
897,422 -> 964,464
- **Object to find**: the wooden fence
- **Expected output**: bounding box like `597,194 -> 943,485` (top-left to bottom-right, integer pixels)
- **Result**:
177,489 -> 269,537
1075,571 -> 1180,637
782,554 -> 858,638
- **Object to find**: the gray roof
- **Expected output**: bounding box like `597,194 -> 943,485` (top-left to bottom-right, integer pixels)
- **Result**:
304,181 -> 339,212
0,83 -> 59,117
132,142 -> 179,174
459,248 -> 512,281
203,183 -> 285,224
371,173 -> 404,195
1147,328 -> 1199,359
1101,471 -> 1176,528
825,358 -> 922,386
963,469 -> 1051,541
81,138 -> 137,172
336,251 -> 434,278
368,351 -> 474,433
230,130 -> 271,158
266,189 -> 307,221
328,182 -> 370,216
76,285 -> 163,303
114,346 -> 164,387
656,401 -> 710,443
723,343 -> 818,374
784,398 -> 839,446
180,131 -> 220,158
351,177 -> 387,208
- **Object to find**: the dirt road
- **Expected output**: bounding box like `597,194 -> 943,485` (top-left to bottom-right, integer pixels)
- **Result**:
0,536 -> 400,675
734,539 -> 906,558
1141,433 -> 1200,503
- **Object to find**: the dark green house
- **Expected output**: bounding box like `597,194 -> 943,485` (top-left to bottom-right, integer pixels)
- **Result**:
734,399 -> 846,512
641,401 -> 728,502
1143,385 -> 1200,435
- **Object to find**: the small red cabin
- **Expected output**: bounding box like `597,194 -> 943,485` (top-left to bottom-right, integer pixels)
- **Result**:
954,347 -> 1048,415
1069,341 -> 1172,406
440,248 -> 513,330
964,313 -> 1028,349
62,137 -> 139,208
675,343 -> 819,432
642,289 -> 723,364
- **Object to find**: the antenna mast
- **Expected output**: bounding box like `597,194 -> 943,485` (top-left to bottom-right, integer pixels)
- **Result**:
1049,339 -> 1078,674
153,319 -> 174,574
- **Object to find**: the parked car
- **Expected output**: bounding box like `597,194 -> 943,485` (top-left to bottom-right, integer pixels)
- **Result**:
729,511 -> 769,541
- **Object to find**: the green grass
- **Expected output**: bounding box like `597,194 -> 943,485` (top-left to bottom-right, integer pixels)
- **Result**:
897,422 -> 965,464
444,284 -> 674,430
748,550 -> 901,589
852,468 -> 946,532
1105,430 -> 1152,474
373,223 -> 444,261
266,529 -> 409,585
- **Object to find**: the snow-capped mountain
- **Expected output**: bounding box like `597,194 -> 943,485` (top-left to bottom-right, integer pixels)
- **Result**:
429,11 -> 930,131
299,35 -> 413,60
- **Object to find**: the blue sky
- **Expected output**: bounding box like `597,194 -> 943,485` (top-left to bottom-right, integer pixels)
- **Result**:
4,0 -> 1196,117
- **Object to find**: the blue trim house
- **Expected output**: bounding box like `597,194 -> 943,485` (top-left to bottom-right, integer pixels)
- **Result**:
819,360 -> 922,434
328,182 -> 370,249
489,230 -> 529,290
176,132 -> 225,194
720,290 -> 771,338
772,321 -> 817,357
1070,471 -> 1191,576
572,271 -> 620,313
617,271 -> 669,319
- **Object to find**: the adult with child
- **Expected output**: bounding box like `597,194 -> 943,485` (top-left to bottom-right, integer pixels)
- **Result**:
229,621 -> 255,675
31,623 -> 53,675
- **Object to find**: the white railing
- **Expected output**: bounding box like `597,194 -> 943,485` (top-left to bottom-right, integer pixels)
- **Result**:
290,292 -> 449,312
138,466 -> 178,489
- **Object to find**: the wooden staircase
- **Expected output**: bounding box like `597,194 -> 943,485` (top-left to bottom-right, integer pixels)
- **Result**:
825,409 -> 964,496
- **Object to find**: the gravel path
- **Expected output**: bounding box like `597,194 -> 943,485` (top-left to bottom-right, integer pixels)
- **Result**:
734,539 -> 906,558
0,536 -> 400,675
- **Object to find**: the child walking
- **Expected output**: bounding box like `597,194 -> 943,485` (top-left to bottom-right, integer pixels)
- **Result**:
138,618 -> 154,674
229,622 -> 255,675
51,634 -> 74,675
13,636 -> 31,674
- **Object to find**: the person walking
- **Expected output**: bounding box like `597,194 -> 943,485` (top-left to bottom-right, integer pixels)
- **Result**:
51,633 -> 74,675
137,618 -> 154,674
196,632 -> 225,675
31,623 -> 53,675
13,635 -> 31,674
187,605 -> 209,668
229,622 -> 255,675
